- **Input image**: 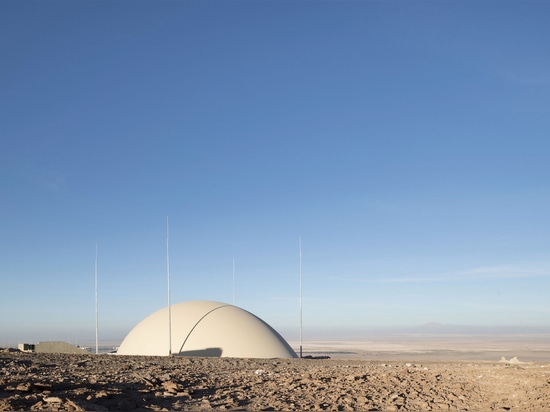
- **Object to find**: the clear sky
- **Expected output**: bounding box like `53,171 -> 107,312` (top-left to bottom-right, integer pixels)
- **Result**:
1,0 -> 550,347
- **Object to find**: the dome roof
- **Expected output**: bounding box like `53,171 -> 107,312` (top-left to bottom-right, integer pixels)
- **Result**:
117,300 -> 297,359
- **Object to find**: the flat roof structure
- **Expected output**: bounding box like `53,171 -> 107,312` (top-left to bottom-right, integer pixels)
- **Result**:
18,341 -> 89,354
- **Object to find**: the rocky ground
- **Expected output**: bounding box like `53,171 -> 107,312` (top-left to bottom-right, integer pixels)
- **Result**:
1,349 -> 550,411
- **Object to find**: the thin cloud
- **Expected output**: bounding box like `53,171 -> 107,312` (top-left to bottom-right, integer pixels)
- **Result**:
498,70 -> 550,87
335,264 -> 550,284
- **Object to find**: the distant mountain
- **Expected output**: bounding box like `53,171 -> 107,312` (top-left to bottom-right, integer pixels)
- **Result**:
414,323 -> 550,334
416,322 -> 450,330
414,322 -> 471,333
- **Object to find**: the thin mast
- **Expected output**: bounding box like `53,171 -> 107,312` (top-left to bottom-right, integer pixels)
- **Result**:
95,242 -> 99,355
299,236 -> 303,358
167,216 -> 172,356
232,257 -> 235,305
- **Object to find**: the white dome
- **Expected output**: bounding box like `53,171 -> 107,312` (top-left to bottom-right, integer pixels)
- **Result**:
117,300 -> 297,359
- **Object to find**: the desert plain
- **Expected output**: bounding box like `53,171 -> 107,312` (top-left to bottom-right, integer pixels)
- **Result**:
1,335 -> 550,411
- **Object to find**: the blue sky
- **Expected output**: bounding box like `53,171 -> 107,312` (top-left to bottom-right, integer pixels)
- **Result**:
1,1 -> 550,346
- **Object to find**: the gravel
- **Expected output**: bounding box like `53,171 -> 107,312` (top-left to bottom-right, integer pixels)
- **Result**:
1,351 -> 549,411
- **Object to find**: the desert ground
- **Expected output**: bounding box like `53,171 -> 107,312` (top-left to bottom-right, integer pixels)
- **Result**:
1,344 -> 550,411
290,334 -> 550,362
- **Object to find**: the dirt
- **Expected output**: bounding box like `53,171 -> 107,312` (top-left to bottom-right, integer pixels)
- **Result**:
1,351 -> 549,411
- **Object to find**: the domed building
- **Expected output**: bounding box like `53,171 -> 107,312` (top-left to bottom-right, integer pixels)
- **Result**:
117,300 -> 297,358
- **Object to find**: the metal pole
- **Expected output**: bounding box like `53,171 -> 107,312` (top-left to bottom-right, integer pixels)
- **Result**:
167,217 -> 172,356
299,236 -> 303,358
95,242 -> 99,355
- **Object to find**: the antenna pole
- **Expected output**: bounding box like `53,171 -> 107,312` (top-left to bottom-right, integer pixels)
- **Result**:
232,257 -> 236,305
95,242 -> 99,355
299,236 -> 303,358
167,216 -> 172,356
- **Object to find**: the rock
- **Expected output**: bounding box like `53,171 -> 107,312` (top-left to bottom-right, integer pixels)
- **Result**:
33,382 -> 53,392
44,396 -> 63,404
16,382 -> 32,392
65,398 -> 85,411
161,380 -> 179,393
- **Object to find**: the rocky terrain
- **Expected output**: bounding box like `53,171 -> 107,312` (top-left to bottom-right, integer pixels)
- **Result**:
1,349 -> 550,411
